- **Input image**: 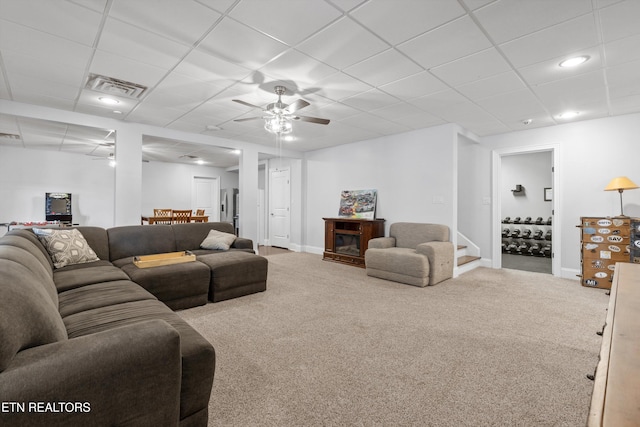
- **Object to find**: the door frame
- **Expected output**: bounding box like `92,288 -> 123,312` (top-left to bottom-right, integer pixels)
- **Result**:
491,144 -> 561,276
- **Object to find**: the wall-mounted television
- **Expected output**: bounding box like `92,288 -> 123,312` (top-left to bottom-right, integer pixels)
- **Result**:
45,192 -> 72,223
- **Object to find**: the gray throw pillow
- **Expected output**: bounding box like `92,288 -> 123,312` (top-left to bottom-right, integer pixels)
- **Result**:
200,229 -> 237,251
33,228 -> 99,268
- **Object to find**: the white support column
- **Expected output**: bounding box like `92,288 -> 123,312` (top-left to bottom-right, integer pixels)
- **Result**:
113,126 -> 143,226
239,148 -> 259,251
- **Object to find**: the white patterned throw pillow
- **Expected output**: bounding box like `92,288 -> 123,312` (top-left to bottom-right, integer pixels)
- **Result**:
33,228 -> 99,268
200,229 -> 237,251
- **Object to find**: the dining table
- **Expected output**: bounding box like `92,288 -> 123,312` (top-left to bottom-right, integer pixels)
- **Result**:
141,215 -> 209,225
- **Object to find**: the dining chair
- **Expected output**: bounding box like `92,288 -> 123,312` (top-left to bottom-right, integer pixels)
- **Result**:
172,209 -> 193,224
193,209 -> 206,222
153,209 -> 173,225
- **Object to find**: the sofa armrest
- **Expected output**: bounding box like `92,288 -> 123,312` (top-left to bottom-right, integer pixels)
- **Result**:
368,236 -> 396,249
416,241 -> 454,285
232,237 -> 254,250
0,320 -> 181,427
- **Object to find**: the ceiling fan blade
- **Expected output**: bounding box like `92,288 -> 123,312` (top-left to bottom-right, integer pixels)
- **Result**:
234,116 -> 264,122
285,99 -> 310,114
295,115 -> 330,125
232,99 -> 264,110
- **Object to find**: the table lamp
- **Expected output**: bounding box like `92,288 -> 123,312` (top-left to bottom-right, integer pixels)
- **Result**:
604,176 -> 639,216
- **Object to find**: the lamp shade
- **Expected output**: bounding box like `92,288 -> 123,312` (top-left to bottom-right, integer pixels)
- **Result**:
604,176 -> 639,191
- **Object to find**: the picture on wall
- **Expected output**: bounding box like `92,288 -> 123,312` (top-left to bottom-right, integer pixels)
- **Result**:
338,189 -> 377,219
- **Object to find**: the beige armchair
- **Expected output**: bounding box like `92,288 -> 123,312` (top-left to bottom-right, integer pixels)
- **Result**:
365,222 -> 454,287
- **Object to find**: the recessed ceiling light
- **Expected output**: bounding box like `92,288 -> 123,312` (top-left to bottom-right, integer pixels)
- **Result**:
522,119 -> 532,125
112,110 -> 123,114
556,111 -> 580,119
206,125 -> 222,131
98,96 -> 120,105
231,149 -> 241,155
559,56 -> 590,68
196,159 -> 205,165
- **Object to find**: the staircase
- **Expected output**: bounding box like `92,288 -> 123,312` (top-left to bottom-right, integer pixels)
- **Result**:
455,233 -> 481,276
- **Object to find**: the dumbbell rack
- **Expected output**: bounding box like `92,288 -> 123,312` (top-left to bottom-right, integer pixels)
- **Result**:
501,216 -> 552,257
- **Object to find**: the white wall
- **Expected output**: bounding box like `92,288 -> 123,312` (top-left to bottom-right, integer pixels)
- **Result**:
141,161 -> 238,218
0,145 -> 115,229
500,151 -> 552,221
304,124 -> 457,253
457,135 -> 492,258
481,112 -> 640,276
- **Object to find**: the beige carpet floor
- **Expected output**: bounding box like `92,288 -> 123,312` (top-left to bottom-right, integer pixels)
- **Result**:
178,252 -> 609,427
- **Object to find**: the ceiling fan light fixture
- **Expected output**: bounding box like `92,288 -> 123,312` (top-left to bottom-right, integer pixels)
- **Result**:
264,116 -> 292,134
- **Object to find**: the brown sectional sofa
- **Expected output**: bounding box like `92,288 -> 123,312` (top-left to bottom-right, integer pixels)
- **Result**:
0,222 -> 268,427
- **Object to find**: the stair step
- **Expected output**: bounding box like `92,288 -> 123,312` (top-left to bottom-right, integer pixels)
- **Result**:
457,255 -> 480,266
457,245 -> 467,250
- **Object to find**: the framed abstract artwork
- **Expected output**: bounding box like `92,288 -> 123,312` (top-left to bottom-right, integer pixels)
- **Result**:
338,189 -> 377,219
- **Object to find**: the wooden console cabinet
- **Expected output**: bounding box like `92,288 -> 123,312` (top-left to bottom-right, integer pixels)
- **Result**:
323,217 -> 385,267
587,262 -> 640,426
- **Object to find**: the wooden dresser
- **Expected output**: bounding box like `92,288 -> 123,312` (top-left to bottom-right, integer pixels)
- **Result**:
587,262 -> 640,426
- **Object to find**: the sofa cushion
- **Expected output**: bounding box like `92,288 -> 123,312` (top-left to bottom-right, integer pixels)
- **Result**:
0,234 -> 54,278
172,222 -> 235,251
53,260 -> 130,293
108,225 -> 176,261
365,247 -> 430,287
71,226 -> 111,260
7,229 -> 54,270
58,280 -> 157,318
62,299 -> 215,420
390,222 -> 450,249
200,229 -> 237,251
0,259 -> 67,372
33,228 -> 99,268
115,257 -> 210,307
0,245 -> 58,306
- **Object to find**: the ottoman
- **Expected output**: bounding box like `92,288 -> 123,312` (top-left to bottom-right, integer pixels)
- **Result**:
197,251 -> 268,302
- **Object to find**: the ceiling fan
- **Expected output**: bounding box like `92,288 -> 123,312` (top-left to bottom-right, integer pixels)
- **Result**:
233,85 -> 329,134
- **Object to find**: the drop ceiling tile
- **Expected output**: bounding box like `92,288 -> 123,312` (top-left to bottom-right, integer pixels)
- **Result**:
313,72 -> 372,102
0,20 -> 93,64
460,0 -> 497,11
11,92 -> 74,112
431,48 -> 512,87
6,74 -> 78,101
341,89 -> 400,111
500,14 -> 599,68
2,50 -> 88,88
456,71 -> 526,100
397,16 -> 492,69
351,0 -> 465,45
109,0 -> 221,46
599,0 -> 640,42
127,104 -> 190,127
98,18 -> 190,69
0,1 -> 102,46
258,50 -> 337,88
326,0 -> 367,13
475,89 -> 548,121
390,112 -> 446,130
370,102 -> 425,121
506,115 -> 557,132
473,0 -> 593,44
533,70 -> 608,112
296,17 -> 389,70
198,17 -> 288,69
195,0 -> 237,14
609,93 -> 640,115
343,49 -> 423,88
379,71 -> 449,99
407,89 -> 469,114
229,0 -> 342,45
604,34 -> 640,66
173,49 -> 252,83
517,47 -> 602,86
606,59 -> 640,99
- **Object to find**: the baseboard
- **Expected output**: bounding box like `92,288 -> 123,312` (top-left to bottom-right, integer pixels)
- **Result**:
561,268 -> 580,280
303,245 -> 324,255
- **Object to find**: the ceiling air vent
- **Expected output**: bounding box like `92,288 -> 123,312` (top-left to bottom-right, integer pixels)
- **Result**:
0,133 -> 21,140
86,74 -> 147,99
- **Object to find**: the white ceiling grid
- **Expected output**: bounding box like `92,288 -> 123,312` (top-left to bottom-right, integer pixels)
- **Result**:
0,0 -> 639,166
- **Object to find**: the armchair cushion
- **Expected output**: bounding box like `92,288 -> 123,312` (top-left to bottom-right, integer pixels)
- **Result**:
365,222 -> 454,287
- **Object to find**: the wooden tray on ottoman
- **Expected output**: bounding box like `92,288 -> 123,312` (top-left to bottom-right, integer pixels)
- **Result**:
133,251 -> 196,269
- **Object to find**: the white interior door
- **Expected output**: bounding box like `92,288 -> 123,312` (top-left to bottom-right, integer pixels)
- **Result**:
269,168 -> 290,248
192,176 -> 220,222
